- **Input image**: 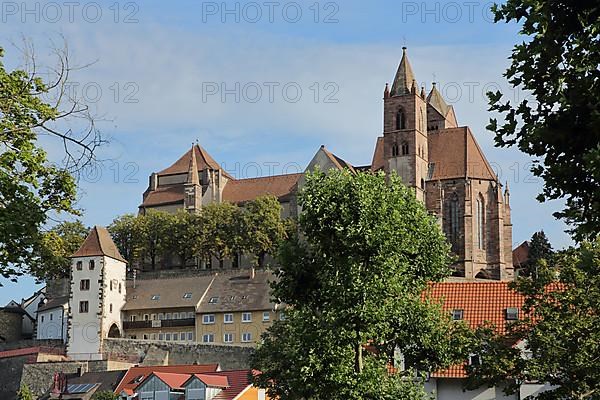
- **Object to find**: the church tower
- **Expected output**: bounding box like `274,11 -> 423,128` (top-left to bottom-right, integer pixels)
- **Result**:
184,144 -> 202,212
383,47 -> 429,201
67,226 -> 127,360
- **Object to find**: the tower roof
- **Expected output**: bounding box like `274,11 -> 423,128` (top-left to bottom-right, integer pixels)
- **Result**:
186,144 -> 200,185
391,47 -> 417,96
71,226 -> 127,263
427,83 -> 450,116
159,144 -> 234,179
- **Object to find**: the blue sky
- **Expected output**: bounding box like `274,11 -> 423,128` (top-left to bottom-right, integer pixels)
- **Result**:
0,0 -> 572,304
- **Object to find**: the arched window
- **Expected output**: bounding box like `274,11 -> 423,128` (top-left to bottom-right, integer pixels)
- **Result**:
392,143 -> 399,157
420,109 -> 425,132
396,109 -> 406,130
401,142 -> 409,156
448,193 -> 459,241
89,260 -> 95,270
476,195 -> 485,249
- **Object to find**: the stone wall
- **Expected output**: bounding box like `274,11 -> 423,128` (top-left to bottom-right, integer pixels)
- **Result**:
0,310 -> 24,343
0,354 -> 36,400
0,339 -> 64,352
103,338 -> 253,370
20,361 -> 89,398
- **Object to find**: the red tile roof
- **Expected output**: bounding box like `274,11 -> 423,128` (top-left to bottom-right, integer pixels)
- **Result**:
222,174 -> 302,204
425,282 -> 525,378
209,370 -> 254,400
141,185 -> 185,207
114,364 -> 220,394
0,346 -> 64,360
159,145 -> 234,180
71,226 -> 126,263
152,372 -> 191,389
192,373 -> 230,388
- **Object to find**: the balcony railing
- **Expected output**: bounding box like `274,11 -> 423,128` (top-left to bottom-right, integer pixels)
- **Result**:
123,318 -> 195,330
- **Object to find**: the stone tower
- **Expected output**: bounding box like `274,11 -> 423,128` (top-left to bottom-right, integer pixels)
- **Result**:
67,226 -> 127,361
184,144 -> 202,212
383,47 -> 429,201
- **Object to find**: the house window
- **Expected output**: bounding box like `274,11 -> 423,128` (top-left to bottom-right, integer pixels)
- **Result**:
279,312 -> 286,321
203,334 -> 214,343
118,283 -> 121,293
224,333 -> 234,343
224,314 -> 233,324
396,109 -> 406,130
242,312 -> 252,322
79,301 -> 89,313
203,314 -> 215,324
41,315 -> 44,323
476,195 -> 485,249
242,332 -> 252,343
469,354 -> 481,366
50,313 -> 53,320
130,315 -> 136,322
505,308 -> 519,321
110,304 -> 113,313
187,332 -> 194,341
173,312 -> 179,320
165,333 -> 171,341
180,332 -> 186,341
187,312 -> 194,319
110,281 -> 113,291
143,334 -> 149,340
76,261 -> 83,271
151,334 -> 156,340
165,313 -> 171,320
173,333 -> 179,341
262,311 -> 270,322
144,314 -> 149,321
158,333 -> 164,341
89,260 -> 95,270
80,279 -> 90,291
451,309 -> 464,321
158,313 -> 164,320
151,314 -> 157,321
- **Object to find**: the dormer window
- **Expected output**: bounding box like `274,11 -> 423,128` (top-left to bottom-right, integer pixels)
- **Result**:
505,307 -> 519,321
451,309 -> 464,321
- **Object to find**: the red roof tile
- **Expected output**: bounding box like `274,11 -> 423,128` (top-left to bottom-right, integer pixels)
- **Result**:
141,185 -> 185,207
222,174 -> 302,204
114,364 -> 220,394
208,370 -> 253,400
192,373 -> 230,388
71,226 -> 126,263
425,282 -> 525,378
152,372 -> 191,389
159,145 -> 234,179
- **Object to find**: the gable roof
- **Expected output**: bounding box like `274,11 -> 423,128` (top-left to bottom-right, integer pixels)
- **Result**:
37,296 -> 68,312
428,127 -> 497,181
210,370 -> 255,400
122,275 -> 215,311
141,185 -> 185,208
371,137 -> 385,172
222,173 -> 302,204
70,226 -> 126,263
196,271 -> 278,314
114,364 -> 220,394
159,144 -> 234,179
391,47 -> 416,96
151,372 -> 191,390
185,373 -> 230,388
320,146 -> 356,173
425,282 -> 525,378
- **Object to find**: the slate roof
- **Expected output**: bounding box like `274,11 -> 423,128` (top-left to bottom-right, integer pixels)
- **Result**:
71,226 -> 126,263
427,83 -> 450,117
391,47 -> 416,96
37,296 -> 68,312
114,364 -> 220,395
196,270 -> 277,314
122,275 -> 215,311
425,282 -> 525,378
222,174 -> 302,204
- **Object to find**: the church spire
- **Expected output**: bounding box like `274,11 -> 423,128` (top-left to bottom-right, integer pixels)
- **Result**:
427,82 -> 450,116
186,144 -> 200,185
391,47 -> 417,96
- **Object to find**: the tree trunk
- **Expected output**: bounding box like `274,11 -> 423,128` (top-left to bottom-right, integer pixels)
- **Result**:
355,328 -> 363,374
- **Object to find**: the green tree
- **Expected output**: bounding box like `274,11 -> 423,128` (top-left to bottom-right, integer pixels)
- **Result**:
521,230 -> 554,277
0,43 -> 102,282
467,239 -> 600,399
167,210 -> 202,268
16,384 -> 34,400
198,203 -> 243,269
134,211 -> 171,270
91,391 -> 119,400
244,195 -> 286,268
28,220 -> 88,280
252,170 -> 472,399
108,214 -> 137,264
486,1 -> 600,241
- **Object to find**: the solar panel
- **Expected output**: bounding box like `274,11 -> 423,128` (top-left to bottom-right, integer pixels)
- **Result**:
67,383 -> 96,394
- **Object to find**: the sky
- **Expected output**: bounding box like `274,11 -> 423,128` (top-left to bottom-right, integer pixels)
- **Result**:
0,0 -> 573,305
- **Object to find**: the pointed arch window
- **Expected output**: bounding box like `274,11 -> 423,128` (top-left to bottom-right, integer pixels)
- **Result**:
476,195 -> 485,249
392,143 -> 399,157
396,109 -> 406,130
448,193 -> 459,242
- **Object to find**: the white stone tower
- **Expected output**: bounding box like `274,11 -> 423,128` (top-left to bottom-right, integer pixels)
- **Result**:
67,226 -> 127,360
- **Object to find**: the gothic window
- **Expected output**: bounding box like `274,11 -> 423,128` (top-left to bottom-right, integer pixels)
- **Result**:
421,178 -> 425,190
476,195 -> 485,249
392,143 -> 399,157
448,194 -> 459,242
419,109 -> 424,131
396,109 -> 406,130
401,142 -> 409,156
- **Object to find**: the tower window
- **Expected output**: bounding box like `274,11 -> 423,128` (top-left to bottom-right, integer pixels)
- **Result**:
76,261 -> 82,271
392,143 -> 399,157
401,143 -> 409,156
396,109 -> 406,130
421,178 -> 425,190
89,260 -> 95,270
449,194 -> 460,242
476,195 -> 485,249
80,279 -> 90,291
79,301 -> 89,313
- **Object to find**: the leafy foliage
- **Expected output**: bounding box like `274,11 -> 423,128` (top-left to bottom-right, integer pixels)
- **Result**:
252,170 -> 472,399
521,230 -> 554,277
28,220 -> 88,280
16,385 -> 34,400
91,391 -> 119,400
467,239 -> 600,399
486,1 -> 600,240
